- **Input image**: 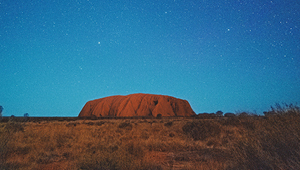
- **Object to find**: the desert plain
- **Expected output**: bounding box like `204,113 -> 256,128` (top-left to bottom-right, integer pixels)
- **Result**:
1,104 -> 300,170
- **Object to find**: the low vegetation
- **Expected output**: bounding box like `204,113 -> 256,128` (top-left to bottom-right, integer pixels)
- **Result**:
0,104 -> 299,169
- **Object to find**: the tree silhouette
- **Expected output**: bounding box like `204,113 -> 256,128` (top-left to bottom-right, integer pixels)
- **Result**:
0,106 -> 3,117
216,111 -> 223,116
24,113 -> 29,121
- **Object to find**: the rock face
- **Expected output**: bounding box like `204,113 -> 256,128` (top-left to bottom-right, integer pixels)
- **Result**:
78,93 -> 196,117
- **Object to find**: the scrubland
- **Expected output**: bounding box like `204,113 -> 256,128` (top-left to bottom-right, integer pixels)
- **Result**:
1,104 -> 300,170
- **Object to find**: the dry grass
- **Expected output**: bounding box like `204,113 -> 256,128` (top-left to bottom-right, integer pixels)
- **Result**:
1,105 -> 300,170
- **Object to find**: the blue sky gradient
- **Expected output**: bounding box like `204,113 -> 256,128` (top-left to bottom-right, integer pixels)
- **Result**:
1,0 -> 299,116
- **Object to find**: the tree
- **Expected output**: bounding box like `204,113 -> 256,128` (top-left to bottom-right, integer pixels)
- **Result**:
0,106 -> 3,118
24,113 -> 29,121
216,111 -> 223,116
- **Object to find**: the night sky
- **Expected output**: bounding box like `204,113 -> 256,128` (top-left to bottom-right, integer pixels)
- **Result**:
1,0 -> 299,117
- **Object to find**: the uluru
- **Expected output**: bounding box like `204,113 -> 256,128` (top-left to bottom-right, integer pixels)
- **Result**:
78,93 -> 196,117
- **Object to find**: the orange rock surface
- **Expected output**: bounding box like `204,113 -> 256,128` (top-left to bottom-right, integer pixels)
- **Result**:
78,93 -> 196,117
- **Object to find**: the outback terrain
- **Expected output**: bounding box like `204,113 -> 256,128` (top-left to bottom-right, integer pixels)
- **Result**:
1,104 -> 300,170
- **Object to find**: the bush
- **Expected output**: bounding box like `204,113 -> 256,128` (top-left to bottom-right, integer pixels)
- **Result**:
78,153 -> 126,170
0,121 -> 25,167
237,112 -> 250,117
125,142 -> 144,158
164,121 -> 173,127
5,121 -> 24,133
224,113 -> 236,117
78,149 -> 146,170
229,109 -> 300,170
269,103 -> 300,116
216,110 -> 223,116
0,127 -> 10,165
118,122 -> 132,130
156,114 -> 162,119
182,121 -> 221,141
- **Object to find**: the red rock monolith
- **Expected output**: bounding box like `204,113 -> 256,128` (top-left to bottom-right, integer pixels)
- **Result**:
78,93 -> 195,117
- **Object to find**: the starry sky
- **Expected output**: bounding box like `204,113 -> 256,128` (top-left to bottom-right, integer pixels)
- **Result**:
1,0 -> 299,117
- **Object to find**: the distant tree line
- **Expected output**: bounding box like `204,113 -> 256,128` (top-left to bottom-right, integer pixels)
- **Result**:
194,110 -> 262,118
194,103 -> 300,118
194,110 -> 236,118
0,105 -> 30,121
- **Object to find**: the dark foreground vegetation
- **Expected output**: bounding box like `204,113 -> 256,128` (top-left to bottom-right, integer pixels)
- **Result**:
0,104 -> 299,169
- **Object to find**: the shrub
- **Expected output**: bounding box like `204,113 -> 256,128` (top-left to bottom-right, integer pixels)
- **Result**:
78,153 -> 124,170
216,111 -> 223,116
229,139 -> 274,170
229,109 -> 300,170
220,118 -> 241,126
0,121 -> 25,166
125,141 -> 144,158
96,121 -> 105,126
268,103 -> 300,116
36,152 -> 59,164
5,121 -> 24,133
164,121 -> 173,127
118,122 -> 132,130
66,122 -> 77,127
240,119 -> 256,131
140,131 -> 150,140
78,149 -> 143,170
224,113 -> 236,117
140,163 -> 163,170
0,126 -> 10,165
169,132 -> 175,137
182,121 -> 221,141
85,122 -> 94,125
0,162 -> 21,170
14,146 -> 31,155
237,112 -> 250,117
156,114 -> 162,119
